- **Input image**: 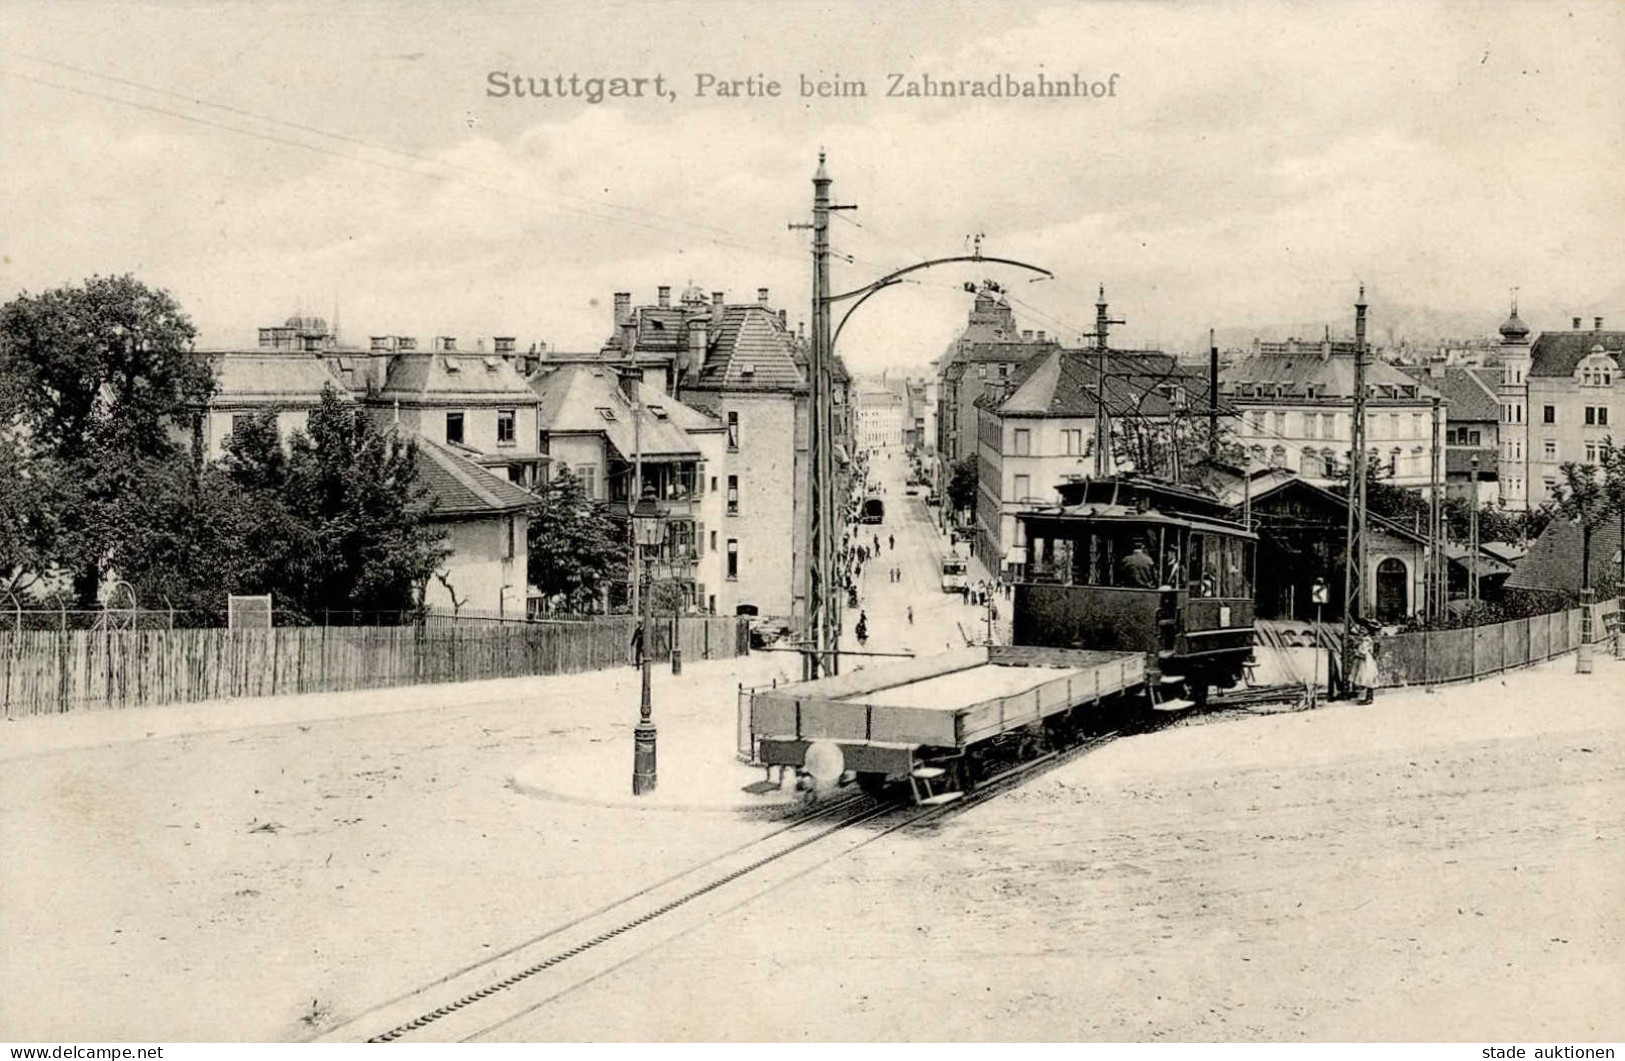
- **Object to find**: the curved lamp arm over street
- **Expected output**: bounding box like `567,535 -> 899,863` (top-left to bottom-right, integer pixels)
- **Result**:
826,253 -> 1056,358
826,254 -> 1055,304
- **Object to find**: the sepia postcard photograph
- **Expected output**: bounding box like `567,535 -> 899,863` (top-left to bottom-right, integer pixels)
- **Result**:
1,0 -> 1622,1051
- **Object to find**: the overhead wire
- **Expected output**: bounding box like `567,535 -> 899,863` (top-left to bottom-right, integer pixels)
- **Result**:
0,53 -> 807,266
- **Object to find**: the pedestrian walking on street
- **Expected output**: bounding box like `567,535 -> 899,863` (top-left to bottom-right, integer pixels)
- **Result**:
629,620 -> 644,667
888,534 -> 895,551
856,612 -> 869,645
907,605 -> 914,625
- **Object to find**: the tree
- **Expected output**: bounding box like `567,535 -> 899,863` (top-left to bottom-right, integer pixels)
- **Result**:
0,275 -> 213,603
1330,450 -> 1430,527
527,466 -> 629,614
948,456 -> 978,514
1600,438 -> 1625,609
1549,460 -> 1607,599
0,431 -> 51,597
270,390 -> 448,622
102,458 -> 247,621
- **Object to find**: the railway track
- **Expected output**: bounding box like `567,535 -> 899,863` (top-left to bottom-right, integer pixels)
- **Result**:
311,726 -> 1124,1044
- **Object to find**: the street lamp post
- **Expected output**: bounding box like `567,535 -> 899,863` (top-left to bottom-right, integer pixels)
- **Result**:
631,484 -> 667,795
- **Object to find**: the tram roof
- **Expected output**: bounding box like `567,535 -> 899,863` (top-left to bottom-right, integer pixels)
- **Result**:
1017,502 -> 1257,541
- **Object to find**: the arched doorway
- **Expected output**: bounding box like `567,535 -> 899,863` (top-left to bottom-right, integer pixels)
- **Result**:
1375,557 -> 1409,621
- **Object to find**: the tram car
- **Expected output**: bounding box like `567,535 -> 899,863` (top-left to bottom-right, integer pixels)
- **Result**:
1010,475 -> 1257,706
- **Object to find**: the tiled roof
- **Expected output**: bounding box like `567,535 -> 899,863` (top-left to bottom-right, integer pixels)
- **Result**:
990,348 -> 1199,418
1528,329 -> 1625,378
414,435 -> 540,517
690,305 -> 805,393
531,364 -> 702,459
1445,449 -> 1498,476
1504,517 -> 1622,594
379,351 -> 539,404
1399,364 -> 1500,420
955,339 -> 1061,364
1224,352 -> 1441,403
207,352 -> 353,405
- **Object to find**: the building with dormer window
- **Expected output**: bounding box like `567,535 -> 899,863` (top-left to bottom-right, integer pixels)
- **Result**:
1525,315 -> 1622,507
1220,335 -> 1444,490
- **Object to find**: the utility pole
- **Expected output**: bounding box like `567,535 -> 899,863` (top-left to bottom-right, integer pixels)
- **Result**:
790,151 -> 852,679
1429,395 -> 1442,620
1082,285 -> 1124,479
1469,455 -> 1480,605
1342,284 -> 1370,691
1209,327 -> 1219,460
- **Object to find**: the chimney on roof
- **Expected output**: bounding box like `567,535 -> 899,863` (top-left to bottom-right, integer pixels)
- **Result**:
757,287 -> 770,305
1037,331 -> 1046,341
778,309 -> 787,329
370,335 -> 394,352
658,285 -> 671,308
683,315 -> 708,382
1596,317 -> 1605,331
1574,317 -> 1583,330
397,336 -> 418,352
1022,330 -> 1033,340
712,290 -> 724,309
494,337 -> 516,356
621,319 -> 637,357
435,336 -> 457,353
614,292 -> 631,328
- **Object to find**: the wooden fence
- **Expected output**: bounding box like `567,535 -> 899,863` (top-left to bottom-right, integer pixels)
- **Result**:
1372,601 -> 1617,688
0,615 -> 750,718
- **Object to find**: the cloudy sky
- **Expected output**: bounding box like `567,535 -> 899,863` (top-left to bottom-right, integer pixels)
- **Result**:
2,0 -> 1622,372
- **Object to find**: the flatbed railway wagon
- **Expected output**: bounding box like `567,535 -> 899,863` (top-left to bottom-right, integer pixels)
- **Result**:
741,644 -> 1146,804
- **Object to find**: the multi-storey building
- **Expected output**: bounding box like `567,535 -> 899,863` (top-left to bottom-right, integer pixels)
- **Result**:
606,284 -> 811,622
854,378 -> 907,449
1221,336 -> 1444,490
1525,316 -> 1622,508
532,363 -> 723,613
1491,300 -> 1534,510
934,287 -> 1061,500
371,337 -> 548,489
1402,363 -> 1500,504
974,347 -> 1197,578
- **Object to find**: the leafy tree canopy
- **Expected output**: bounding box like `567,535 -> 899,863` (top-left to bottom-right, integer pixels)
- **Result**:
527,466 -> 628,613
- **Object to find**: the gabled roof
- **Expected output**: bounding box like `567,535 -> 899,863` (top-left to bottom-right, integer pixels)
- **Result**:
1529,329 -> 1625,378
531,365 -> 702,459
1505,517 -> 1623,594
689,304 -> 805,393
987,348 -> 1200,419
378,351 -> 538,404
1399,364 -> 1499,420
1239,475 -> 1429,545
413,435 -> 540,517
206,352 -> 353,405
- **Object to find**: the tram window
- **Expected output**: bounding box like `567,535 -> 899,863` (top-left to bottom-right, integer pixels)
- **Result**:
1188,534 -> 1207,595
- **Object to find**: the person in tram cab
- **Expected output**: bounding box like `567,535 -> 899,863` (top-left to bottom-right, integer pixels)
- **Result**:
1162,546 -> 1181,590
1120,540 -> 1158,588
